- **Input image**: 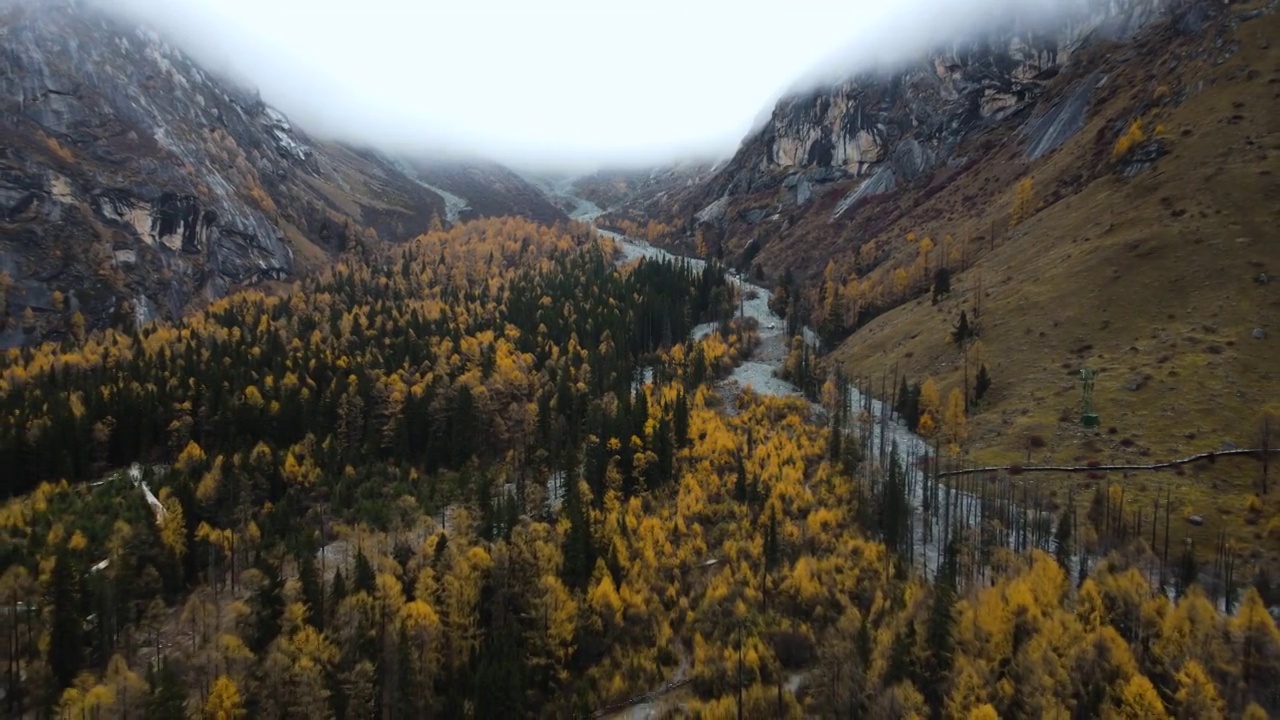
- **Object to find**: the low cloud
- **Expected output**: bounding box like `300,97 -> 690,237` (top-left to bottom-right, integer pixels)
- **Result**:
88,0 -> 1089,171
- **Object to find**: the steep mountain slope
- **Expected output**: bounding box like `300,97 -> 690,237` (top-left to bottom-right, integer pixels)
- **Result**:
0,0 -> 562,347
404,158 -> 567,225
656,0 -> 1278,552
665,0 -> 1190,265
518,163 -> 724,225
571,160 -> 723,216
826,6 -> 1280,552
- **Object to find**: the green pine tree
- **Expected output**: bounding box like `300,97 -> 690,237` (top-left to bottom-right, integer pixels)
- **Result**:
146,657 -> 188,720
48,550 -> 83,692
1053,510 -> 1074,574
353,551 -> 377,595
922,537 -> 959,716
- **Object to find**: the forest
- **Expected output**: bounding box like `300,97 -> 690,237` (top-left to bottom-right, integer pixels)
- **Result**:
1,217 -> 1277,718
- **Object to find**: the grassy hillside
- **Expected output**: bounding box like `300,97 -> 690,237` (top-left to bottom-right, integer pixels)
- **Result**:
829,8 -> 1280,565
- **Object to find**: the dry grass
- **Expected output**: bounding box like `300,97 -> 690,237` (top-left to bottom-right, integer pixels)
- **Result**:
829,10 -> 1280,565
280,220 -> 333,275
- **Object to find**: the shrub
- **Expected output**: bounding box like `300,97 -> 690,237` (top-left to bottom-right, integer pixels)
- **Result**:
1112,119 -> 1146,161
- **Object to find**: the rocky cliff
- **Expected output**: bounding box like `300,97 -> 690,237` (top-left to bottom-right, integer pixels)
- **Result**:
0,0 -> 562,347
676,0 -> 1193,243
653,0 -> 1278,547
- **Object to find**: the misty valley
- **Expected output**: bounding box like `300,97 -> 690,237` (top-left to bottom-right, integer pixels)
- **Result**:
1,0 -> 1278,718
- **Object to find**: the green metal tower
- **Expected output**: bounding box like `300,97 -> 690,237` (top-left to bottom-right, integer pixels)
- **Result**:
1080,367 -> 1100,428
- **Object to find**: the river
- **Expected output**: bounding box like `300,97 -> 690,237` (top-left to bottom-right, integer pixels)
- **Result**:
552,189 -> 1071,717
566,188 -> 1052,583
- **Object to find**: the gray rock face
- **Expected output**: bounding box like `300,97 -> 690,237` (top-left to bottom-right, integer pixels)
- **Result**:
0,0 -> 557,347
695,197 -> 731,225
1022,73 -> 1102,161
0,1 -> 427,345
0,3 -> 300,296
694,0 -> 1174,216
832,168 -> 897,219
1117,138 -> 1170,177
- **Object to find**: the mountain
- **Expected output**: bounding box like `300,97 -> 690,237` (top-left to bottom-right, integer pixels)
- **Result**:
0,0 -> 561,347
402,157 -> 567,225
515,163 -> 725,227
570,160 -> 725,216
650,0 -> 1278,558
669,0 -> 1190,258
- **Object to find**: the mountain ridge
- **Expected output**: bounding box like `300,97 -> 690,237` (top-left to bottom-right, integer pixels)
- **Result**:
633,0 -> 1278,561
669,0 -> 1179,235
0,0 -> 562,347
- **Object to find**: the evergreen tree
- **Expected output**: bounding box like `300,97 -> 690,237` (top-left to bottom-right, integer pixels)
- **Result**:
828,416 -> 843,464
673,392 -> 690,448
951,310 -> 972,345
764,511 -> 780,573
297,548 -> 324,629
895,375 -> 911,418
922,537 -> 959,716
856,614 -> 872,668
330,568 -> 348,618
884,618 -> 917,689
690,347 -> 708,388
974,364 -> 992,403
632,387 -> 649,441
48,550 -> 83,692
1178,540 -> 1199,596
735,456 -> 749,504
562,474 -> 594,591
477,472 -> 496,542
654,416 -> 674,486
931,267 -> 951,304
248,562 -> 284,654
146,657 -> 188,720
904,382 -> 922,432
1053,510 -> 1074,574
353,552 -> 376,595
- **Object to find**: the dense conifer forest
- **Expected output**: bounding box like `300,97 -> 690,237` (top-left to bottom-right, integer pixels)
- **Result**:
1,218 -> 1277,718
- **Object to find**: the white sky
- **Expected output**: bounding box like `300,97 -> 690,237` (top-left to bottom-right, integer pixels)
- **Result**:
96,0 -> 1074,170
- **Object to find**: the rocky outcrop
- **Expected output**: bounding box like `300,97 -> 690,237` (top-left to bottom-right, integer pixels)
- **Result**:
0,0 -> 561,347
1021,72 -> 1103,161
684,0 -> 1177,220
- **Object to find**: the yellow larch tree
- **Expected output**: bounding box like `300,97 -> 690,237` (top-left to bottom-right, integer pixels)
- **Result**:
203,675 -> 245,719
1010,177 -> 1036,226
944,387 -> 968,453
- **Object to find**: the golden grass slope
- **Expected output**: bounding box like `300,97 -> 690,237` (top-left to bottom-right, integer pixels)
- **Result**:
830,9 -> 1280,563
